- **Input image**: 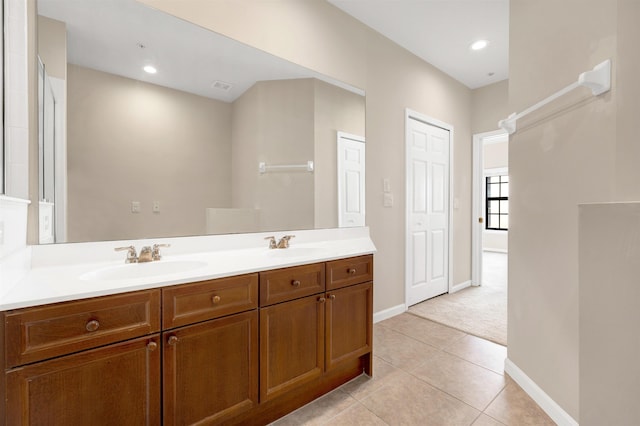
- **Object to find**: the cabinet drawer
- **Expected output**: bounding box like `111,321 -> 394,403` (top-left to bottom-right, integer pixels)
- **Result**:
326,255 -> 373,290
259,263 -> 325,306
5,290 -> 160,368
163,274 -> 258,329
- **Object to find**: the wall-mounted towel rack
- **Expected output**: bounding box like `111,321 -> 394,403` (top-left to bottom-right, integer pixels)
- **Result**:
498,59 -> 611,135
258,160 -> 314,174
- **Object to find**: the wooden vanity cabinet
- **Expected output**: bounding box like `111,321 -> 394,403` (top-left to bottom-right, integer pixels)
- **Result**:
257,256 -> 373,408
3,290 -> 161,426
325,281 -> 373,373
161,274 -> 259,425
1,255 -> 373,426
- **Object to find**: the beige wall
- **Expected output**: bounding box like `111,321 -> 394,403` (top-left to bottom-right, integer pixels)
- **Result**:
508,0 -> 640,420
313,79 -> 366,229
66,64 -> 232,242
141,0 -> 474,312
579,202 -> 640,425
36,16 -> 66,80
471,79 -> 509,134
231,79 -> 315,232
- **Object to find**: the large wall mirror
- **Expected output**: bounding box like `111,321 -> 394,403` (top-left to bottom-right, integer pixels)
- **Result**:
35,0 -> 365,244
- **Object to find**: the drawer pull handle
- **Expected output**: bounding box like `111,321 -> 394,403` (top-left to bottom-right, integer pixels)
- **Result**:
85,320 -> 100,332
318,297 -> 326,303
168,335 -> 179,345
147,341 -> 158,351
329,294 -> 336,300
292,280 -> 301,287
348,268 -> 357,275
212,295 -> 221,304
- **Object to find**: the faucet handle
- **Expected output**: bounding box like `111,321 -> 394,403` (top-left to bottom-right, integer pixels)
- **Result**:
115,246 -> 138,263
264,236 -> 277,249
152,243 -> 171,261
277,235 -> 295,249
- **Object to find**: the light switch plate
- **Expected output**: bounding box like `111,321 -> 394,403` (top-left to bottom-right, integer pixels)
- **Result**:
383,178 -> 391,193
383,193 -> 394,207
153,201 -> 160,213
131,201 -> 141,213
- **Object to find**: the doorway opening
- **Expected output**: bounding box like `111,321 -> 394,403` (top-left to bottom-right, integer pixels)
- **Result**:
408,130 -> 508,346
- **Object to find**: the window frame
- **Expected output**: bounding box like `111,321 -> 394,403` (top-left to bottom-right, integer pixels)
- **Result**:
485,172 -> 509,231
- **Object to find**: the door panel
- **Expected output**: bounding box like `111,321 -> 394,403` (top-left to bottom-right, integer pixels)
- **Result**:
406,116 -> 450,305
338,132 -> 365,227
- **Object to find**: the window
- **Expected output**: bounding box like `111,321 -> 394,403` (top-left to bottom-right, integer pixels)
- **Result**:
486,175 -> 508,231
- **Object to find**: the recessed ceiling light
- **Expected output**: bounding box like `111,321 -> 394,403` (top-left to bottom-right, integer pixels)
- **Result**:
143,65 -> 157,74
470,40 -> 489,51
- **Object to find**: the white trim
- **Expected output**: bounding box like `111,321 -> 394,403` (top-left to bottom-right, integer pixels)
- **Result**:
484,167 -> 508,177
472,129 -> 508,287
0,195 -> 31,205
404,109 -> 454,307
450,280 -> 471,294
373,304 -> 406,323
504,358 -> 579,426
484,248 -> 508,254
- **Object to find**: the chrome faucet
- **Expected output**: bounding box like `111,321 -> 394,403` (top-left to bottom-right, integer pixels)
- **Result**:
152,243 -> 171,261
265,236 -> 277,249
115,243 -> 171,263
114,246 -> 138,263
276,235 -> 295,249
138,246 -> 153,263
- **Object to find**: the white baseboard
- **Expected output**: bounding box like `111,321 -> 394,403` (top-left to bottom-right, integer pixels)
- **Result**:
504,358 -> 578,426
373,303 -> 406,323
450,280 -> 471,294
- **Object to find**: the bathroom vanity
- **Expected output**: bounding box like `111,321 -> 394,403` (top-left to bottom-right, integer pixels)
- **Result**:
0,230 -> 375,425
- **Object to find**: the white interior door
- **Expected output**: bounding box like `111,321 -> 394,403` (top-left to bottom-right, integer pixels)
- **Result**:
406,115 -> 450,305
337,132 -> 365,228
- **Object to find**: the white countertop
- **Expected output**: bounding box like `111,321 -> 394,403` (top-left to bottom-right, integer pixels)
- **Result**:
0,228 -> 376,311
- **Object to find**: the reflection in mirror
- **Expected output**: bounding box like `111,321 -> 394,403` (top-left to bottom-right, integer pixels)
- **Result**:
36,0 -> 365,244
0,1 -> 4,194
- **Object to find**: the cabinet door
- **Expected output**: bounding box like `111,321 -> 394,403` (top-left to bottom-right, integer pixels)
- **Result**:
163,310 -> 258,425
260,294 -> 325,402
6,335 -> 161,426
326,282 -> 373,371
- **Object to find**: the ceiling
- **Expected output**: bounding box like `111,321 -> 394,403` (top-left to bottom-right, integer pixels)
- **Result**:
328,0 -> 509,89
37,0 -> 362,103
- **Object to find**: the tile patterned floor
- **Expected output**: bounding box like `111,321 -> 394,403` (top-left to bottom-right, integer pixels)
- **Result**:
272,313 -> 555,425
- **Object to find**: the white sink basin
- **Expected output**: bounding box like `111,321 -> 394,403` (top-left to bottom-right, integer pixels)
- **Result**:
80,260 -> 208,281
263,247 -> 327,258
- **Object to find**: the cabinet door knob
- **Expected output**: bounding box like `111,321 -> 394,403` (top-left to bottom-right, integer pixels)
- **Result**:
291,280 -> 301,287
329,294 -> 336,300
85,320 -> 100,332
147,341 -> 158,351
318,297 -> 326,303
167,335 -> 179,345
348,268 -> 357,275
212,295 -> 221,304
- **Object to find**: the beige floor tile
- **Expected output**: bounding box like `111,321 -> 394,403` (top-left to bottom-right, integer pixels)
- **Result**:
472,413 -> 506,426
360,373 -> 480,425
444,334 -> 507,375
324,402 -> 388,425
484,380 -> 556,425
373,323 -> 439,370
379,313 -> 467,349
410,350 -> 506,410
341,356 -> 412,401
271,389 -> 357,426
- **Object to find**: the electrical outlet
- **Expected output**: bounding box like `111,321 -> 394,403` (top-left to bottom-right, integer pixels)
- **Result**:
383,193 -> 394,207
131,201 -> 141,213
